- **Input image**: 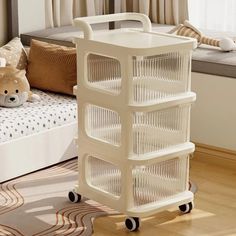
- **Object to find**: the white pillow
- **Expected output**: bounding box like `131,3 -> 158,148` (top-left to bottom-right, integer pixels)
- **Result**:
0,37 -> 27,70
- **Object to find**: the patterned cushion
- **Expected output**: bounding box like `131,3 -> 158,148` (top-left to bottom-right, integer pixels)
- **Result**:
0,37 -> 27,70
27,40 -> 77,95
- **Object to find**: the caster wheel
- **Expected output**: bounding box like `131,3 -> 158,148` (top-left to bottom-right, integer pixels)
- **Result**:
68,190 -> 81,203
179,202 -> 193,213
125,217 -> 140,232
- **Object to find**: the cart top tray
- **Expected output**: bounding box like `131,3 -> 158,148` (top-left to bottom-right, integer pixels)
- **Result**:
73,13 -> 197,54
84,29 -> 195,49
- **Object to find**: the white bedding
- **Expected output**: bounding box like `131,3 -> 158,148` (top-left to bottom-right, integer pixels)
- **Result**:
0,89 -> 77,143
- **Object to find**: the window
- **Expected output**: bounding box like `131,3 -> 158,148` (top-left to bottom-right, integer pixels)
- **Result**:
189,0 -> 236,32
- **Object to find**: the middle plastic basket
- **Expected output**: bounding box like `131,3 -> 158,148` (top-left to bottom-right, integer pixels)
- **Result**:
69,13 -> 197,232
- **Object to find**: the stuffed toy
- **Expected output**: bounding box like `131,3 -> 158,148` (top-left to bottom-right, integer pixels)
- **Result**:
0,65 -> 40,107
169,20 -> 236,52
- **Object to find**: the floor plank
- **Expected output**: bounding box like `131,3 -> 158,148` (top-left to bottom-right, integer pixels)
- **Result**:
93,157 -> 236,236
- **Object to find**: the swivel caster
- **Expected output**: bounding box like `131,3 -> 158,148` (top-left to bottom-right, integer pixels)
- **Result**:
179,202 -> 194,213
125,217 -> 140,231
68,190 -> 81,203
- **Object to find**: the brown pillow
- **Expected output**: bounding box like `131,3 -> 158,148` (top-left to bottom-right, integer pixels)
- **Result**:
27,40 -> 77,95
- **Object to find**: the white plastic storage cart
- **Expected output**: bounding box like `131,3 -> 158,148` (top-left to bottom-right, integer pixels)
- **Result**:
69,13 -> 197,232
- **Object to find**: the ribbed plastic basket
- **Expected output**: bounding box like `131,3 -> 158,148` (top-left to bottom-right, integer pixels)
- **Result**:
86,155 -> 188,207
86,103 -> 191,154
87,52 -> 191,104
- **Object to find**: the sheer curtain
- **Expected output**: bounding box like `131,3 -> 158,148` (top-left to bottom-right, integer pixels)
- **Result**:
45,0 -> 189,28
45,0 -> 108,27
115,0 -> 189,25
189,0 -> 236,32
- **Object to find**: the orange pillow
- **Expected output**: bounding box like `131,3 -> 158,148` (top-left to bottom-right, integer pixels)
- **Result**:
27,40 -> 77,95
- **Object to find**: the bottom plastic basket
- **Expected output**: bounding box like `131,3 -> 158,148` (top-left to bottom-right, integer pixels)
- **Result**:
86,155 -> 189,207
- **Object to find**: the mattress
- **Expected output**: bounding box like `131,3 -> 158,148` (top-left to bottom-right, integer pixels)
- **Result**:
0,89 -> 77,143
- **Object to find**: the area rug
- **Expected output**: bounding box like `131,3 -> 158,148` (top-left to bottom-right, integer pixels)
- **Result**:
0,158 -> 197,236
0,158 -> 116,236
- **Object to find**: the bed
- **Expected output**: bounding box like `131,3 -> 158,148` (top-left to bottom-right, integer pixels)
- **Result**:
0,89 -> 77,182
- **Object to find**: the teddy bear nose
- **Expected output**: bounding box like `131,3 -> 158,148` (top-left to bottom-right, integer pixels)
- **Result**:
10,97 -> 15,101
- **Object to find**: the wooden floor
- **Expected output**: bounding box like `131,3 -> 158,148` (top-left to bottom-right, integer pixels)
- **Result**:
93,155 -> 236,236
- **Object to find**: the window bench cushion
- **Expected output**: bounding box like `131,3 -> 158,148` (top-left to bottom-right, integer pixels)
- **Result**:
20,21 -> 236,78
20,23 -> 110,47
192,46 -> 236,78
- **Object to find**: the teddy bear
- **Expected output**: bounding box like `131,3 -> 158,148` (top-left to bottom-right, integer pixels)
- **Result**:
0,65 -> 40,107
169,20 -> 236,52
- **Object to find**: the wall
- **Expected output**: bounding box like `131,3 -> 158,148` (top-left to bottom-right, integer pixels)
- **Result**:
18,0 -> 45,34
191,72 -> 236,151
0,0 -> 7,45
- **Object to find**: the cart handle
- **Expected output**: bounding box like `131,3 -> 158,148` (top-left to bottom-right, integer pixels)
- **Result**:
73,13 -> 152,40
